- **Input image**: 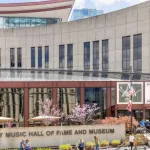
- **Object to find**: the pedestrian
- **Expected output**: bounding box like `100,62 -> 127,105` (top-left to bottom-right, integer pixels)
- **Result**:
128,134 -> 134,150
20,139 -> 25,150
94,136 -> 100,150
25,139 -> 32,150
77,138 -> 85,150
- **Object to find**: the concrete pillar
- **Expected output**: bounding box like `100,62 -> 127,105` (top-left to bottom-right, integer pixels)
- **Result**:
52,88 -> 57,106
80,88 -> 84,106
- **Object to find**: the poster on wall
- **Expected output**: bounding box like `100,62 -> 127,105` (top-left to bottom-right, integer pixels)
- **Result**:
117,82 -> 143,104
145,82 -> 150,104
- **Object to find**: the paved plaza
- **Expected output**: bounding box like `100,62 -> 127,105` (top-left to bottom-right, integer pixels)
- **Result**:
102,146 -> 149,150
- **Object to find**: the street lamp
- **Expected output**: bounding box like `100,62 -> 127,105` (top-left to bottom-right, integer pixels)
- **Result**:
130,65 -> 133,135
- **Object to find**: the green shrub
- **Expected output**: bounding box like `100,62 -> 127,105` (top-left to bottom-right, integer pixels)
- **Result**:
100,140 -> 109,147
111,140 -> 120,147
59,144 -> 72,150
85,142 -> 95,150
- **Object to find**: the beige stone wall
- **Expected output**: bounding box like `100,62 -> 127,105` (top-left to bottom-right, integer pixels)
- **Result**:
0,1 -> 149,73
0,124 -> 125,148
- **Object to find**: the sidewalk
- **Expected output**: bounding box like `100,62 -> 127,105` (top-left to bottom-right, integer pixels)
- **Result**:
100,146 -> 149,150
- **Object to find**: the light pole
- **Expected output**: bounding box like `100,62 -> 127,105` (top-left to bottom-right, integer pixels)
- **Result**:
130,65 -> 133,135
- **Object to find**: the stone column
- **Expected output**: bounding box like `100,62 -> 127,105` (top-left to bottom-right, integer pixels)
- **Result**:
80,88 -> 84,106
52,88 -> 57,106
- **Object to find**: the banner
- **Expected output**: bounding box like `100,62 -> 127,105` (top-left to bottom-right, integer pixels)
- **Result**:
117,82 -> 143,104
145,82 -> 150,104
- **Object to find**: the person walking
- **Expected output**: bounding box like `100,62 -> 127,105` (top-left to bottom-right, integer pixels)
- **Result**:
128,134 -> 134,150
77,138 -> 85,150
25,139 -> 32,150
94,136 -> 100,150
20,139 -> 25,150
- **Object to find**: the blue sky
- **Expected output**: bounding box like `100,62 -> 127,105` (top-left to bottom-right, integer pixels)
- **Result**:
0,0 -> 148,13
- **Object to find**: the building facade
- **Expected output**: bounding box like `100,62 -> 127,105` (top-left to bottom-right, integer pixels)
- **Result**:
0,1 -> 149,127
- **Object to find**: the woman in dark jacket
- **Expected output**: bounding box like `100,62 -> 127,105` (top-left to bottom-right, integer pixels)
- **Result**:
77,138 -> 85,150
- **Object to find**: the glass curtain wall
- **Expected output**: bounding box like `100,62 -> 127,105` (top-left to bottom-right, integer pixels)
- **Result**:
57,88 -> 80,115
29,88 -> 53,126
0,17 -> 62,28
0,88 -> 24,127
84,88 -> 106,119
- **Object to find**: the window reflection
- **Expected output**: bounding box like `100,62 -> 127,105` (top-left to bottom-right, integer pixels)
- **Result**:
133,34 -> 142,72
10,48 -> 15,67
93,41 -> 99,69
67,44 -> 73,68
17,48 -> 22,68
0,88 -> 24,127
38,47 -> 42,68
3,17 -> 62,28
29,88 -> 53,121
57,88 -> 80,115
122,36 -> 130,71
84,42 -> 90,70
102,40 -> 108,77
45,46 -> 49,68
59,45 -> 65,68
31,47 -> 35,68
84,88 -> 106,119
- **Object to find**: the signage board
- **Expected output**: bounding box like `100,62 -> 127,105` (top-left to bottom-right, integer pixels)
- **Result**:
0,124 -> 125,149
117,82 -> 143,104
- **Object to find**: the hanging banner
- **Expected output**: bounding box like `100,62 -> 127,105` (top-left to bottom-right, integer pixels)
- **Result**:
117,82 -> 143,104
145,82 -> 150,104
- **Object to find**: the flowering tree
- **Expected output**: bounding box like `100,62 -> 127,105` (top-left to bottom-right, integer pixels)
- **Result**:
67,104 -> 100,125
39,99 -> 63,126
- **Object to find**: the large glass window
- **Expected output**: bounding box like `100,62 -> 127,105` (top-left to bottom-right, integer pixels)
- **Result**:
67,44 -> 73,68
10,48 -> 15,67
84,88 -> 106,119
38,47 -> 42,68
93,41 -> 99,69
3,17 -> 62,28
122,36 -> 130,71
102,40 -> 108,71
31,47 -> 35,68
102,40 -> 108,77
29,88 -> 52,121
17,48 -> 22,68
45,46 -> 49,68
57,88 -> 80,115
0,88 -> 24,127
84,42 -> 90,70
133,34 -> 142,72
59,45 -> 65,68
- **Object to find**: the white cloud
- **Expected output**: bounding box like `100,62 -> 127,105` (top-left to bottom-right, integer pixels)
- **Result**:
94,0 -> 147,5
